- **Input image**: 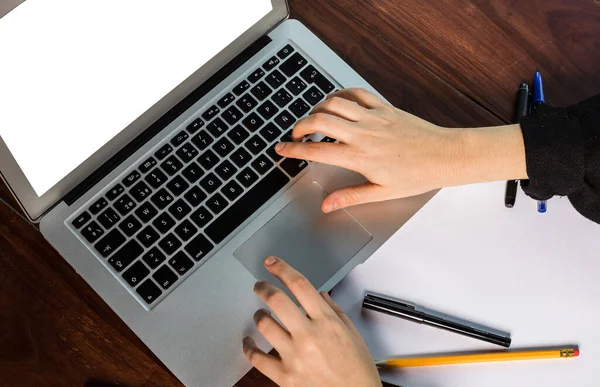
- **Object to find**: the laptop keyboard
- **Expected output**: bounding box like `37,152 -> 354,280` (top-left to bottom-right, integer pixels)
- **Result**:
68,44 -> 338,309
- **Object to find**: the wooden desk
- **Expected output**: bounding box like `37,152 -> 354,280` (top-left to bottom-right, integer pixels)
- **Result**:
1,1 -> 599,386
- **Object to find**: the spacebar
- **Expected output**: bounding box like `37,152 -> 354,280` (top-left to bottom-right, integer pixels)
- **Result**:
206,168 -> 290,244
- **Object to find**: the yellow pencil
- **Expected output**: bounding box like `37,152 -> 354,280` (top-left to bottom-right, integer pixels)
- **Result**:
376,348 -> 579,368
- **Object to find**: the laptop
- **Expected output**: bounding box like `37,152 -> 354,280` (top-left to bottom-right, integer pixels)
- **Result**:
0,1 -> 429,385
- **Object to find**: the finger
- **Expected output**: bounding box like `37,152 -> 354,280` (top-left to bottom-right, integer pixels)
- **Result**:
311,96 -> 372,122
253,309 -> 292,352
264,256 -> 334,319
322,182 -> 388,213
242,337 -> 284,384
275,142 -> 358,172
254,278 -> 310,332
320,291 -> 361,337
328,88 -> 388,109
291,113 -> 356,143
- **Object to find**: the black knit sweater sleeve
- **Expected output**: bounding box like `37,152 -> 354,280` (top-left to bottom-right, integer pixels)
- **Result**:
519,94 -> 600,223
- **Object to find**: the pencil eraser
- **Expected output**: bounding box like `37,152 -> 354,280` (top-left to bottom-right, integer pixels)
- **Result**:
574,349 -> 580,357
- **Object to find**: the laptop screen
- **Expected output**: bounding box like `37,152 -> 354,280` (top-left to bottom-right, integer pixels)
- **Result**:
0,0 -> 273,197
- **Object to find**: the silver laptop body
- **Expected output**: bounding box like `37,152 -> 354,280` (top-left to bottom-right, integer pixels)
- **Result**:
1,1 -> 430,385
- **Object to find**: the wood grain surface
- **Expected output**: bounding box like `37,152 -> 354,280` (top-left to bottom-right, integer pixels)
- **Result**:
1,1 -> 599,386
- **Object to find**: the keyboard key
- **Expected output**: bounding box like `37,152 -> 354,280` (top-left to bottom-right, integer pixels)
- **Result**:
281,158 -> 309,177
277,44 -> 294,59
181,162 -> 204,183
259,123 -> 282,143
155,144 -> 173,160
217,92 -> 236,108
174,219 -> 198,242
257,100 -> 279,120
185,234 -> 214,262
143,247 -> 166,269
236,168 -> 259,188
202,105 -> 220,121
215,160 -> 237,181
145,168 -> 168,189
286,77 -> 307,96
321,136 -> 337,143
186,118 -> 205,134
207,117 -> 228,138
266,69 -> 286,89
168,199 -> 191,221
135,202 -> 158,223
252,155 -> 274,175
170,131 -> 189,147
95,228 -> 126,258
106,184 -> 125,201
222,180 -> 244,201
222,105 -> 243,125
139,157 -> 157,174
159,233 -> 182,256
131,181 -> 152,202
136,279 -> 162,304
114,194 -> 136,216
236,94 -> 258,113
166,175 -> 190,197
280,129 -> 293,143
200,173 -> 223,194
123,170 -> 141,187
273,89 -> 293,108
153,265 -> 178,290
206,169 -> 290,243
248,68 -> 265,83
169,251 -> 195,276
233,80 -> 250,96
213,137 -> 235,157
303,86 -> 325,106
81,221 -> 104,243
153,212 -> 176,234
90,198 -> 108,215
176,143 -> 199,163
315,74 -> 335,94
289,98 -> 311,118
98,207 -> 121,230
207,193 -> 228,214
123,261 -> 150,287
266,144 -> 284,162
227,125 -> 249,145
242,113 -> 265,132
198,149 -> 220,170
184,186 -> 207,207
190,206 -> 214,228
161,155 -> 184,176
109,240 -> 144,272
300,65 -> 320,84
250,81 -> 272,101
230,147 -> 252,168
119,215 -> 141,237
245,135 -> 267,155
137,225 -> 160,248
280,52 -> 307,77
72,211 -> 91,229
191,130 -> 214,151
274,110 -> 296,130
151,188 -> 174,210
263,56 -> 280,71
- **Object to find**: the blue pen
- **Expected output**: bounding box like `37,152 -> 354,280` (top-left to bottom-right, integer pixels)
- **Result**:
532,72 -> 547,213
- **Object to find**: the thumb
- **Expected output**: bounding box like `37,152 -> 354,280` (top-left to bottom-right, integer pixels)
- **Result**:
322,182 -> 387,213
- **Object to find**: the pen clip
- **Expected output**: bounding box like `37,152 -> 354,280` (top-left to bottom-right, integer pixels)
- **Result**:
364,293 -> 416,310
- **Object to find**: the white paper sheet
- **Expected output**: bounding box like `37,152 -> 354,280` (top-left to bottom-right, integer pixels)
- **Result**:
331,182 -> 600,387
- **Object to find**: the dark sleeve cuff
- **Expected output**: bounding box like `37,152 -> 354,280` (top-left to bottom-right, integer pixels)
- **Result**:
519,103 -> 585,200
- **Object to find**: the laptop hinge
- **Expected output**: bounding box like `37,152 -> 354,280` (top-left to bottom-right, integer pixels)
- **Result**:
63,35 -> 273,206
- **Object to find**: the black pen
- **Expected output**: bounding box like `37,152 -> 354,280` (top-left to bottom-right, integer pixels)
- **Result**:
505,82 -> 530,208
362,293 -> 512,348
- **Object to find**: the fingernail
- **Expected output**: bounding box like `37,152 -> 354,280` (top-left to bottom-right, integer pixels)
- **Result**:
265,256 -> 277,266
275,143 -> 285,152
324,202 -> 338,213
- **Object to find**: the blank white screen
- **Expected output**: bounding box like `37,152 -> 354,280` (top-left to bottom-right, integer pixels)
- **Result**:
0,0 -> 272,196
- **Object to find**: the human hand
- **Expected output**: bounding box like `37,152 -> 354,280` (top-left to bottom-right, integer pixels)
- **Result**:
243,256 -> 382,387
275,88 -> 527,213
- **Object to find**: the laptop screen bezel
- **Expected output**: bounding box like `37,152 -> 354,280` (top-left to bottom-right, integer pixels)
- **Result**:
0,0 -> 289,222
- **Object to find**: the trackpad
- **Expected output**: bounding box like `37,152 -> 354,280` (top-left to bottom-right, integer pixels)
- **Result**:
234,182 -> 372,290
